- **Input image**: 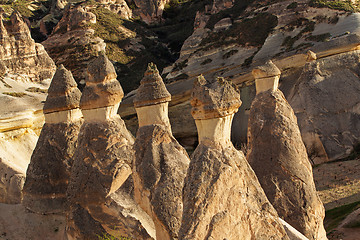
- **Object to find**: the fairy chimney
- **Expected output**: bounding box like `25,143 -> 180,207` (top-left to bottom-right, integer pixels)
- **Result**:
252,60 -> 281,94
179,76 -> 289,240
66,54 -> 154,239
22,65 -> 83,214
132,63 -> 190,240
247,64 -> 327,240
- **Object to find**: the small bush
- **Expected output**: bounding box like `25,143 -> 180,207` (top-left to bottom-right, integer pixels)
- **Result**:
200,58 -> 212,65
287,2 -> 298,9
25,87 -> 47,93
3,92 -> 27,97
222,49 -> 239,59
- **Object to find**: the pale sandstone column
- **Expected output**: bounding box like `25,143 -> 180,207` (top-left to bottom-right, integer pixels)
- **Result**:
23,65 -> 83,214
132,63 -> 190,240
66,53 -> 155,240
179,76 -> 289,240
247,61 -> 327,240
252,60 -> 281,94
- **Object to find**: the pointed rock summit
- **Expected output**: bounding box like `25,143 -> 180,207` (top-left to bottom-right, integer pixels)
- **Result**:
179,76 -> 289,240
80,52 -> 124,111
67,54 -> 154,239
133,63 -> 190,240
134,63 -> 171,108
247,63 -> 327,240
22,65 -> 83,214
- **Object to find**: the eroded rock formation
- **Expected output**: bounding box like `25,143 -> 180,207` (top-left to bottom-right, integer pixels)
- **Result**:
22,65 -> 83,214
132,63 -> 190,240
0,11 -> 55,204
179,75 -> 289,240
247,61 -> 327,240
67,53 -> 154,239
132,0 -> 170,24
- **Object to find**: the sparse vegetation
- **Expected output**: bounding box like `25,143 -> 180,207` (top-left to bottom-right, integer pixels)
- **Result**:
324,201 -> 360,232
286,2 -> 298,9
306,32 -> 331,42
3,92 -> 27,97
200,58 -> 212,65
97,232 -> 132,240
310,0 -> 360,12
25,87 -> 47,93
222,49 -> 239,59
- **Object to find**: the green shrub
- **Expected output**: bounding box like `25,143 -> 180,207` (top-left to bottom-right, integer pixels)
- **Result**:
325,201 -> 360,232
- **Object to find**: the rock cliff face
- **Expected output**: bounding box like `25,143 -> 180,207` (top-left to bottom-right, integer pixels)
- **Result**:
180,76 -> 289,240
22,65 -> 83,214
132,64 -> 190,239
288,50 -> 360,162
0,11 -> 55,204
132,0 -> 170,24
247,64 -> 326,240
42,4 -> 106,84
67,54 -> 154,239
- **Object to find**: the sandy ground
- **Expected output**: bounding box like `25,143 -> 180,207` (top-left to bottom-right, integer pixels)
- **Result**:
313,158 -> 360,240
0,204 -> 66,240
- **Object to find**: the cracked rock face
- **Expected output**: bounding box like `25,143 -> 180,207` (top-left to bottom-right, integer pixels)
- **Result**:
133,63 -> 189,239
67,54 -> 155,239
179,76 -> 289,240
247,89 -> 327,240
22,65 -> 83,214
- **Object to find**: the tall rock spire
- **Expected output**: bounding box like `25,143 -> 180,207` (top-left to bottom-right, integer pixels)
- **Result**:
179,75 -> 289,240
247,62 -> 327,240
22,65 -> 83,214
66,54 -> 155,239
132,63 -> 189,240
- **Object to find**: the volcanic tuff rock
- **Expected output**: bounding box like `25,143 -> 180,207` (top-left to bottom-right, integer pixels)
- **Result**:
67,54 -> 155,239
247,89 -> 327,240
287,50 -> 360,162
179,76 -> 289,240
0,11 -> 55,204
133,63 -> 189,239
132,0 -> 170,24
42,4 -> 106,84
22,65 -> 83,214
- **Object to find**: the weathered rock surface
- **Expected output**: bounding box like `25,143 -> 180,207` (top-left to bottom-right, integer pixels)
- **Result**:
180,76 -> 289,240
22,65 -> 82,214
247,89 -> 327,240
288,50 -> 360,162
0,12 -> 55,82
42,4 -> 106,84
133,64 -> 189,239
132,0 -> 170,24
0,11 -> 55,204
67,54 -> 155,239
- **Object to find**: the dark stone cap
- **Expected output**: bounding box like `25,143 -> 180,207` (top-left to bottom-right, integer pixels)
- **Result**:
43,65 -> 81,114
80,53 -> 124,110
133,63 -> 171,108
191,75 -> 241,120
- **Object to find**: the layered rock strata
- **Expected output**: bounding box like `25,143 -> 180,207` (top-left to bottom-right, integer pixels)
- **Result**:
132,63 -> 190,240
22,65 -> 82,214
0,11 -> 55,204
247,62 -> 327,240
179,75 -> 289,240
67,53 -> 154,239
0,11 -> 55,82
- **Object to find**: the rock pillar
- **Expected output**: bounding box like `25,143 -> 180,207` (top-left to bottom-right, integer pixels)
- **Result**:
67,53 -> 154,240
252,60 -> 281,94
179,76 -> 289,240
132,63 -> 190,240
247,61 -> 327,240
22,65 -> 83,214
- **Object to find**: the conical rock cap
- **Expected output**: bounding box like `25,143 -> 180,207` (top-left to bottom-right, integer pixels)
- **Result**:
43,65 -> 81,114
134,63 -> 171,108
191,75 -> 241,119
80,53 -> 124,110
